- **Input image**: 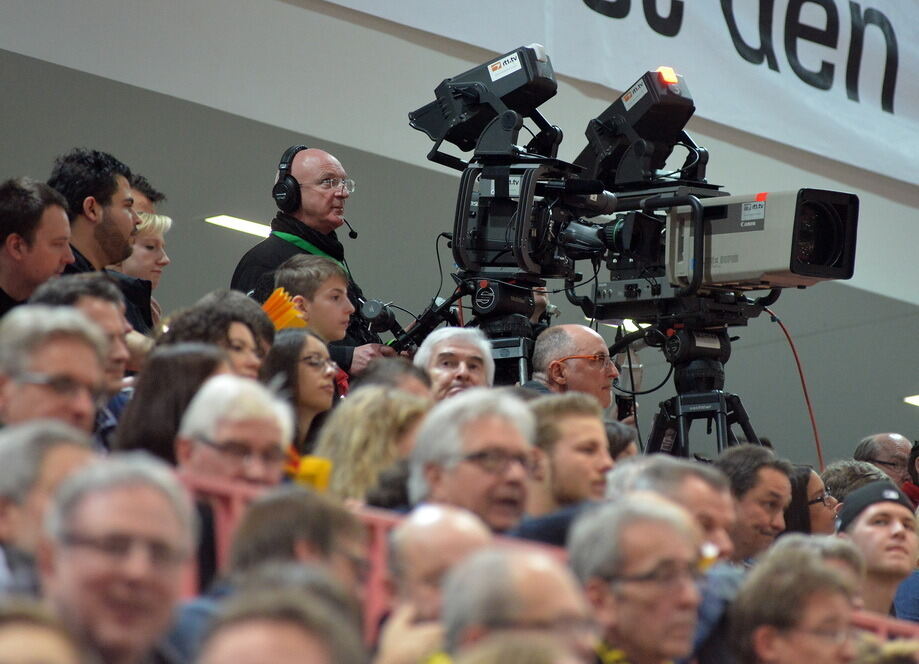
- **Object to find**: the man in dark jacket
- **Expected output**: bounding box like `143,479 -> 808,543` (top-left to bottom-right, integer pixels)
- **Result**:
231,145 -> 392,375
47,148 -> 154,335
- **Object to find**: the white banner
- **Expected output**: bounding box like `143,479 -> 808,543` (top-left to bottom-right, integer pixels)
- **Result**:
326,0 -> 918,186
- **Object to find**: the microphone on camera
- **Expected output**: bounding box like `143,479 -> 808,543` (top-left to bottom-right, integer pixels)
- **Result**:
342,218 -> 359,239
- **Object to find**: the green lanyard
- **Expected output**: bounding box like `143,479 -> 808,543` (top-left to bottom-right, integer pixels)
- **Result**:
271,231 -> 349,275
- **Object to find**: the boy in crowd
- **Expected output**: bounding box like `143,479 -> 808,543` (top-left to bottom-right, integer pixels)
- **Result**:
274,255 -> 355,356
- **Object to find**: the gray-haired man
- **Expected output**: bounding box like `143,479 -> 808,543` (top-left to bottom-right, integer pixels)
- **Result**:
409,388 -> 534,532
38,454 -> 196,664
413,327 -> 494,401
0,305 -> 107,433
568,496 -> 702,664
0,420 -> 95,595
442,547 -> 596,661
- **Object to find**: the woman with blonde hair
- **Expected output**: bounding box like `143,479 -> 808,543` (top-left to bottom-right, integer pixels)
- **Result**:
313,385 -> 431,501
110,211 -> 171,325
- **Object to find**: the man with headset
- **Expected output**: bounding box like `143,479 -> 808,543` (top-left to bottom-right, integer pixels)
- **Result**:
231,146 -> 393,375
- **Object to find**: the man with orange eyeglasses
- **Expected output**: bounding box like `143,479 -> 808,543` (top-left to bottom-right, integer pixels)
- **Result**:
525,324 -> 619,410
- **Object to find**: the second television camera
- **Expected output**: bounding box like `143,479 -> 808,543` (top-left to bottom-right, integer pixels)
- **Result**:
402,44 -> 858,455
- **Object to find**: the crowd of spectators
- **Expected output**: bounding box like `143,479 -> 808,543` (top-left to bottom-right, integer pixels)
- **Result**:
0,145 -> 917,664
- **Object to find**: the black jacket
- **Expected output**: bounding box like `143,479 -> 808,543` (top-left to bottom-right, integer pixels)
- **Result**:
230,212 -> 381,371
64,246 -> 154,335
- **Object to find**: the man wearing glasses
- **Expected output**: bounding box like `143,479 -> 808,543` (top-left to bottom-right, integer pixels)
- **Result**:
174,374 -> 293,590
853,432 -> 912,489
0,305 -> 107,433
231,145 -> 392,376
568,496 -> 703,664
408,389 -> 535,533
38,454 -> 195,664
729,545 -> 858,664
30,274 -> 133,451
527,324 -> 619,410
175,374 -> 294,489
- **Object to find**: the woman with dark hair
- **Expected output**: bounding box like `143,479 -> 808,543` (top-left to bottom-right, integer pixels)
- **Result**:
260,328 -> 337,454
114,343 -> 229,464
194,289 -> 276,355
783,463 -> 839,535
158,293 -> 272,379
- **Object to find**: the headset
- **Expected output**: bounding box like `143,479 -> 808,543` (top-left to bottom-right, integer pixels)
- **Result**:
271,144 -> 359,239
271,144 -> 308,213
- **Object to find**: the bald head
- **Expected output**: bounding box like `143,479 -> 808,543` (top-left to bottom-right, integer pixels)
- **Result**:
443,547 -> 592,658
855,432 -> 911,487
390,505 -> 492,621
534,324 -> 618,408
286,149 -> 350,235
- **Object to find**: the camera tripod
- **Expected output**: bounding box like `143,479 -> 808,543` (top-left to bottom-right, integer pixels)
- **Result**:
640,326 -> 761,457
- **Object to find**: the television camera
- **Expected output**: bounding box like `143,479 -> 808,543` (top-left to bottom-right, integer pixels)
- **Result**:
389,43 -> 858,456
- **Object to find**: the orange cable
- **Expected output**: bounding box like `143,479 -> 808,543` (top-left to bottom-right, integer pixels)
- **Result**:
764,306 -> 825,470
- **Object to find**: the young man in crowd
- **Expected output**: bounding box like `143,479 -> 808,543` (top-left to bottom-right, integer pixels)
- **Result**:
274,254 -> 356,368
0,178 -> 74,317
47,148 -> 153,334
836,480 -> 919,615
512,393 -> 613,546
525,393 -> 613,517
275,254 -> 354,342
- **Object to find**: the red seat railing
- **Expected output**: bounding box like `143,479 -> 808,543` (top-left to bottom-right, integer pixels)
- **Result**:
852,610 -> 919,639
176,472 -> 919,645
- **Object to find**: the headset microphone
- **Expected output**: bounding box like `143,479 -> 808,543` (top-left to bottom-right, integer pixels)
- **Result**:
342,219 -> 359,239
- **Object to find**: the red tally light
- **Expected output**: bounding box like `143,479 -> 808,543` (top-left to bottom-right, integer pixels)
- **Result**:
755,192 -> 768,202
656,66 -> 679,85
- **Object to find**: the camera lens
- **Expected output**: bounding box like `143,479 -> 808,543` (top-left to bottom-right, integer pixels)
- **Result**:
794,200 -> 844,267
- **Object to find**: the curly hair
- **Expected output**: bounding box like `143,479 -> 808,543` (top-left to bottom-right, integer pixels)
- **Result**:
157,290 -> 274,351
313,386 -> 431,500
195,289 -> 275,348
47,148 -> 131,221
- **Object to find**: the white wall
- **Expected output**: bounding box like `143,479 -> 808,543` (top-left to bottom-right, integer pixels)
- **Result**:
2,0 -> 917,304
1,0 -> 915,462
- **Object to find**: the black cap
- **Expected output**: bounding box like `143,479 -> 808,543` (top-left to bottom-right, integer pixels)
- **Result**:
835,480 -> 914,533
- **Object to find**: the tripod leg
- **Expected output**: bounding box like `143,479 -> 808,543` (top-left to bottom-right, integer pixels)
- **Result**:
676,410 -> 692,458
725,393 -> 761,446
714,412 -> 729,455
646,399 -> 681,456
